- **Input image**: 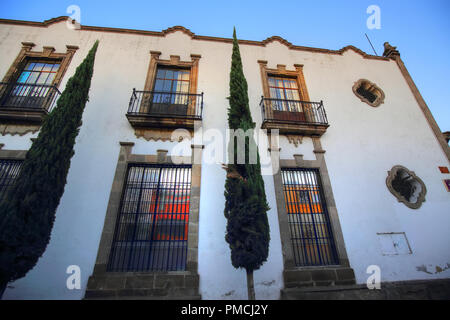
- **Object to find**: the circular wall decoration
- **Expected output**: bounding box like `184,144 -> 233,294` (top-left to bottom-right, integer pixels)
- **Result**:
352,79 -> 385,107
386,165 -> 427,209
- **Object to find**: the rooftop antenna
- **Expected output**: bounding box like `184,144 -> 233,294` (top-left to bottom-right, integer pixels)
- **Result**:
365,33 -> 378,56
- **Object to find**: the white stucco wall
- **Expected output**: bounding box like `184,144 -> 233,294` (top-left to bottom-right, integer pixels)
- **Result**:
0,19 -> 448,300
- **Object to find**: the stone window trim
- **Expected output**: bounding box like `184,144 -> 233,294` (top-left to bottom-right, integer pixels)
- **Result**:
269,137 -> 356,288
91,142 -> 203,277
2,42 -> 79,88
386,165 -> 427,209
257,60 -> 310,102
143,51 -> 201,95
269,137 -> 351,269
352,78 -> 385,108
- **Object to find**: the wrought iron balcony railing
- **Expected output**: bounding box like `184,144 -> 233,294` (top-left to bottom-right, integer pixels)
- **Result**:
260,97 -> 328,126
0,82 -> 61,113
127,89 -> 203,120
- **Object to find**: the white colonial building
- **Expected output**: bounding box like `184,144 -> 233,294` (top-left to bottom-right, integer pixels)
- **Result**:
0,16 -> 449,300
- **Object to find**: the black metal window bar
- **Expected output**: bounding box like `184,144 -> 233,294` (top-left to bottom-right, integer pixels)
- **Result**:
127,89 -> 203,120
0,82 -> 61,112
281,168 -> 339,266
260,97 -> 328,125
0,159 -> 23,202
108,164 -> 192,272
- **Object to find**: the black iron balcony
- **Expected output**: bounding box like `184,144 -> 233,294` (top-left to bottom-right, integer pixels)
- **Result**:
126,89 -> 203,129
0,82 -> 61,124
260,97 -> 329,136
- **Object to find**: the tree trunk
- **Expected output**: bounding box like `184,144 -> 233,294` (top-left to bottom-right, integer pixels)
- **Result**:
0,278 -> 8,299
246,269 -> 255,300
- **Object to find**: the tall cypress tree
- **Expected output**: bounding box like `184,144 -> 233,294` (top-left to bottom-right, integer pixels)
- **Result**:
0,41 -> 99,298
224,29 -> 270,300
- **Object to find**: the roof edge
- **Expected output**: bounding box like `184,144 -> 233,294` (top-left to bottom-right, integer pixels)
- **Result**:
0,16 -> 389,61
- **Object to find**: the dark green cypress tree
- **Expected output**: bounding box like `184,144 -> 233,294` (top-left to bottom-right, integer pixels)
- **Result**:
0,41 -> 99,298
224,29 -> 270,300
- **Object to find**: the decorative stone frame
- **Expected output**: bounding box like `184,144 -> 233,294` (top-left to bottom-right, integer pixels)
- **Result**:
386,165 -> 427,209
269,137 -> 356,289
0,42 -> 78,133
2,42 -> 78,89
86,142 -> 203,299
144,51 -> 201,95
258,61 -> 329,138
126,52 -> 202,138
352,79 -> 385,107
257,61 -> 310,102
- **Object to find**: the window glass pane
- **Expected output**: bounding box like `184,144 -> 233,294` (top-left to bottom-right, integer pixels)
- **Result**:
26,72 -> 39,84
156,68 -> 166,78
51,63 -> 60,72
24,62 -> 35,71
42,64 -> 53,72
179,81 -> 189,94
17,71 -> 31,83
162,80 -> 172,92
154,79 -> 164,91
36,72 -> 50,84
285,79 -> 298,89
44,73 -> 56,85
181,71 -> 190,81
33,63 -> 45,72
165,70 -> 174,80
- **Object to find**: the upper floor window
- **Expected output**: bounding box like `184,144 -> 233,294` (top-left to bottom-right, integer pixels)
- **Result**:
258,62 -> 329,135
125,52 -> 203,131
0,42 -> 78,125
154,67 -> 190,94
268,76 -> 300,101
152,67 -> 191,109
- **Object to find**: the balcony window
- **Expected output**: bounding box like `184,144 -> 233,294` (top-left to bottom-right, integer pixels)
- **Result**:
126,52 -> 202,131
0,60 -> 61,114
150,67 -> 192,116
258,61 -> 329,136
0,43 -> 77,126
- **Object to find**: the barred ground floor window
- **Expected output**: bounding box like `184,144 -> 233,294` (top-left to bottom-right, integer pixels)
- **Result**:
0,159 -> 23,201
107,163 -> 192,272
281,168 -> 339,266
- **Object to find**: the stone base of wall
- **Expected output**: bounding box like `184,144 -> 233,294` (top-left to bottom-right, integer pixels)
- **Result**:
281,278 -> 450,300
284,267 -> 356,288
84,272 -> 201,300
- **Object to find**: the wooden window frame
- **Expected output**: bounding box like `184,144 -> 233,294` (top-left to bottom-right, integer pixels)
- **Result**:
137,51 -> 201,119
0,43 -> 78,127
2,42 -> 78,89
258,61 -> 310,102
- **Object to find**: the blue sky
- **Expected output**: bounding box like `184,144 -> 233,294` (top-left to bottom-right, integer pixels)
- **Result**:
1,0 -> 449,131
